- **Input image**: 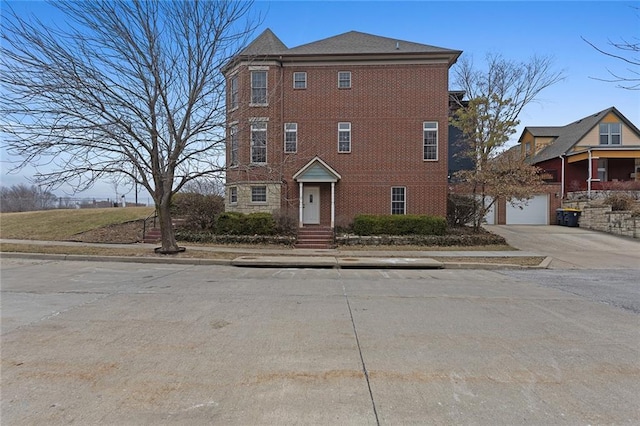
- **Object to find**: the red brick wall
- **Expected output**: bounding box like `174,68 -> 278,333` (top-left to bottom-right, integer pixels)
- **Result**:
227,61 -> 451,226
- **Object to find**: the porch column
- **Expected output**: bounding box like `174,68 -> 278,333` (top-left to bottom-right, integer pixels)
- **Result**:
330,182 -> 335,228
298,182 -> 303,227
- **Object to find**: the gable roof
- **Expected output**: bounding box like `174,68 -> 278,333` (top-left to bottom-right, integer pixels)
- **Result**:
293,156 -> 341,183
526,107 -> 640,163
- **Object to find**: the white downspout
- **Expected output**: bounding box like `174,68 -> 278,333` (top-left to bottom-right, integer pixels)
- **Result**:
559,155 -> 565,199
587,149 -> 592,199
298,182 -> 303,228
331,182 -> 335,229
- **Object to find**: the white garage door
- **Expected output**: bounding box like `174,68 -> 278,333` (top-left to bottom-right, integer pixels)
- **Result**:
506,194 -> 549,225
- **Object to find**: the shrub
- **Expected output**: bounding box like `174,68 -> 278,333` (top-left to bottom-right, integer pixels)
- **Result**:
245,212 -> 275,235
604,193 -> 636,211
273,209 -> 298,236
214,212 -> 275,235
447,194 -> 478,227
215,212 -> 245,235
171,192 -> 224,231
353,214 -> 446,236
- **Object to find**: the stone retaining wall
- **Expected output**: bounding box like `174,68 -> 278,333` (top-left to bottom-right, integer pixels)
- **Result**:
563,201 -> 639,239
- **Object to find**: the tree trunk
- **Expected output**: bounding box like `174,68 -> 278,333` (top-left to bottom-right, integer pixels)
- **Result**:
156,199 -> 181,254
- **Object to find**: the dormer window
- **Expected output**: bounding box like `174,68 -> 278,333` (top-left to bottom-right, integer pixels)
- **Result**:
600,123 -> 621,145
524,142 -> 532,157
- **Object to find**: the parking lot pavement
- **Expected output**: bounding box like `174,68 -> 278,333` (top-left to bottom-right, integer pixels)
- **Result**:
2,259 -> 639,424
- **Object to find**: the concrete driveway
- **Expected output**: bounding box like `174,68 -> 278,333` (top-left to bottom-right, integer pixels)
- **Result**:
2,259 -> 639,425
487,225 -> 640,269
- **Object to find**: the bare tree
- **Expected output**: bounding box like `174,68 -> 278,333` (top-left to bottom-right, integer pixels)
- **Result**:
0,184 -> 57,212
1,0 -> 258,253
582,34 -> 640,90
451,53 -> 564,231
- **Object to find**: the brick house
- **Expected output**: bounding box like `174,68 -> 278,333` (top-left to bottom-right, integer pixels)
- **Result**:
223,29 -> 461,233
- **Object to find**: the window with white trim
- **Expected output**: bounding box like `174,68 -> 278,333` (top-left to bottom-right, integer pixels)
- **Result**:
293,72 -> 307,89
251,71 -> 267,105
230,75 -> 238,109
251,186 -> 267,203
251,121 -> 267,163
599,123 -> 621,145
423,121 -> 438,161
597,158 -> 608,182
338,71 -> 351,88
230,124 -> 238,166
284,123 -> 297,153
338,122 -> 351,153
229,187 -> 237,204
391,187 -> 406,215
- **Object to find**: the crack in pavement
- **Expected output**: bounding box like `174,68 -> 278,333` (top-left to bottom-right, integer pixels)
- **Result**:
342,283 -> 380,426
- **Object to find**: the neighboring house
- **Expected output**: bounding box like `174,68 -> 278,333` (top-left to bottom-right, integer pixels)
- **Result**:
222,29 -> 461,229
483,106 -> 640,226
519,106 -> 640,197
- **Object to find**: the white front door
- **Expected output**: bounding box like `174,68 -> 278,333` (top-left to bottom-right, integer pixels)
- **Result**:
302,186 -> 320,224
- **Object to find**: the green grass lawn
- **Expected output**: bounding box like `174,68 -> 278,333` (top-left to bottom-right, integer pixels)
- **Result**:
0,207 -> 154,240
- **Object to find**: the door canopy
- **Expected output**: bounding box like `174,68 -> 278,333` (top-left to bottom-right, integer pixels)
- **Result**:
293,156 -> 341,183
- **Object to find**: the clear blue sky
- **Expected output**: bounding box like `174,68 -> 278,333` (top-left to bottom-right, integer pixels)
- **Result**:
1,0 -> 639,200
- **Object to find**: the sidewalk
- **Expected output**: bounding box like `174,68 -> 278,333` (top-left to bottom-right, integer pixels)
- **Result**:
0,238 -> 549,269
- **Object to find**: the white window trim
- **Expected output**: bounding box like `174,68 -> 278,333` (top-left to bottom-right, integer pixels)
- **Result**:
229,187 -> 238,204
423,121 -> 438,161
338,122 -> 351,153
338,71 -> 351,89
284,122 -> 298,153
391,186 -> 406,215
293,72 -> 307,89
599,122 -> 622,145
250,70 -> 268,106
250,186 -> 268,204
250,121 -> 267,164
229,74 -> 239,111
229,124 -> 239,167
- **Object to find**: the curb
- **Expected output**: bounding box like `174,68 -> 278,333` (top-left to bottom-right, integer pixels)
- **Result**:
1,252 -> 550,270
0,252 -> 231,266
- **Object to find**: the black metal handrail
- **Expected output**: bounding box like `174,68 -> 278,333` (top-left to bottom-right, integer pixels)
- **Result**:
142,211 -> 158,241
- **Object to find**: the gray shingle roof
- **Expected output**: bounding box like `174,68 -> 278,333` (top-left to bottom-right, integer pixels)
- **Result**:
235,28 -> 460,60
286,30 -> 460,56
238,29 -> 288,56
529,107 -> 639,163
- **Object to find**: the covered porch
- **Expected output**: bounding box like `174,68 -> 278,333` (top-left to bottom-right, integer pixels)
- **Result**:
564,148 -> 640,195
292,156 -> 341,228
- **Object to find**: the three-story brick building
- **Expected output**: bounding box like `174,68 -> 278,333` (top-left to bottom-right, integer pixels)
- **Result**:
223,29 -> 461,230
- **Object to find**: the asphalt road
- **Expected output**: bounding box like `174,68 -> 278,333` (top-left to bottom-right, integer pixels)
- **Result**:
2,258 -> 639,425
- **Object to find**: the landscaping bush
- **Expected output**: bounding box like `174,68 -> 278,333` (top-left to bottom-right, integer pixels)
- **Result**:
273,209 -> 298,236
171,192 -> 224,231
604,193 -> 636,211
214,211 -> 275,235
245,212 -> 275,235
352,214 -> 446,236
215,212 -> 245,235
447,194 -> 478,227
